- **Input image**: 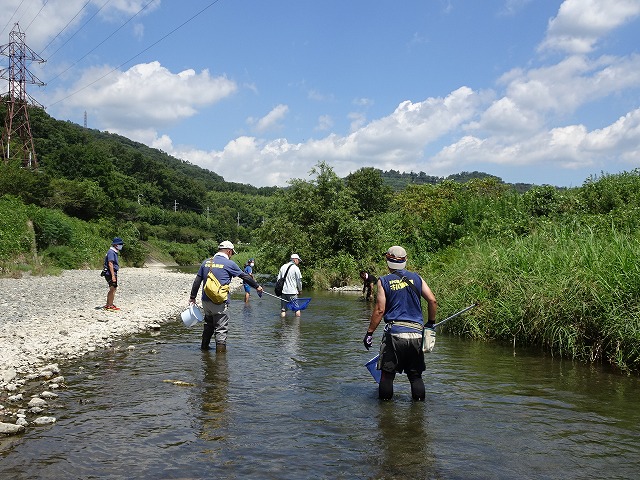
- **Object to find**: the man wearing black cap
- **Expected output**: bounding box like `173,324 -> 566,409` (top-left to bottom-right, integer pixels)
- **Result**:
102,237 -> 124,311
362,245 -> 438,401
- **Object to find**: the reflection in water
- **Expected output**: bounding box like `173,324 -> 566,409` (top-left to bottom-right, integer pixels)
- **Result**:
273,316 -> 302,366
199,351 -> 229,444
2,291 -> 640,479
374,401 -> 434,479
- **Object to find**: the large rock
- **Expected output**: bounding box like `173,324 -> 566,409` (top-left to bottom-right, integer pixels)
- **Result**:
0,422 -> 26,436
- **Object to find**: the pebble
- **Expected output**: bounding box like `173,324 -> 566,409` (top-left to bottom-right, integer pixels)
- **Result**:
0,267 -> 244,436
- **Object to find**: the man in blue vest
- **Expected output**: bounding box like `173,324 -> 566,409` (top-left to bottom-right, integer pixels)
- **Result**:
190,241 -> 263,352
363,245 -> 438,401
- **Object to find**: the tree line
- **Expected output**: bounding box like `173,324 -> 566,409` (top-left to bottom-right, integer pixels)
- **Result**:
3,102 -> 640,372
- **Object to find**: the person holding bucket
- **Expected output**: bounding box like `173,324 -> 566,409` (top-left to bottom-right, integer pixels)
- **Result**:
362,245 -> 437,401
189,241 -> 263,352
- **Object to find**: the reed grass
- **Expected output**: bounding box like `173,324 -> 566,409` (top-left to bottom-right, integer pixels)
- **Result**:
426,218 -> 640,373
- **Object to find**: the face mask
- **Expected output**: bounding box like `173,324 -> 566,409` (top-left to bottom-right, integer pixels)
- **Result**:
116,244 -> 123,251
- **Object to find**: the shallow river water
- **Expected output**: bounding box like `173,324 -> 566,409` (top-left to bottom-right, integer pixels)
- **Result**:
1,289 -> 640,479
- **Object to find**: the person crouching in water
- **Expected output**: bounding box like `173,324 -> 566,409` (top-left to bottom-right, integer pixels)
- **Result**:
363,245 -> 437,401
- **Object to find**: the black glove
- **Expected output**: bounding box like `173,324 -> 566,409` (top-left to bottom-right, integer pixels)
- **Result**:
426,321 -> 435,329
257,288 -> 263,298
363,331 -> 374,350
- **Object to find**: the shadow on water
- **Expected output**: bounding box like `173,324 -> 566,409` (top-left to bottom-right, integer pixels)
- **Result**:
2,290 -> 640,479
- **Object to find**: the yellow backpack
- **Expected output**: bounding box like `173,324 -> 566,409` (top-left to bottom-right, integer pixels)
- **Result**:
204,266 -> 229,304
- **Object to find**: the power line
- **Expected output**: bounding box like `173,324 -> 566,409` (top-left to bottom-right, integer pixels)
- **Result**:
45,0 -> 158,86
24,0 -> 49,32
38,0 -> 94,56
42,0 -> 113,61
47,0 -> 223,108
0,0 -> 26,39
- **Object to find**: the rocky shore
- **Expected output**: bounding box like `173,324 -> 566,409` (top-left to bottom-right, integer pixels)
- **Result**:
0,268 -> 241,436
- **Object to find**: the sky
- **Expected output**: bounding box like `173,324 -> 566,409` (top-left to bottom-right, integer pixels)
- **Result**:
1,0 -> 639,188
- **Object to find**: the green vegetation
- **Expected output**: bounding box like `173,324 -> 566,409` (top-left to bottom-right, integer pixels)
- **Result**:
255,166 -> 640,374
2,103 -> 640,373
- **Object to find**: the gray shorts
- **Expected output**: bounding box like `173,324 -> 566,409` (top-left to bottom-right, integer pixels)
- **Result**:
280,293 -> 297,311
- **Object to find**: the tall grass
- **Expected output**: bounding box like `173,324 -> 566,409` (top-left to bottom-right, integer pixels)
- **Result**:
427,218 -> 640,372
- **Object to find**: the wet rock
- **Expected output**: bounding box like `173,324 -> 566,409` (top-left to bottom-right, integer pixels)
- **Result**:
7,394 -> 23,403
40,391 -> 58,399
32,416 -> 56,426
28,397 -> 47,408
0,422 -> 25,436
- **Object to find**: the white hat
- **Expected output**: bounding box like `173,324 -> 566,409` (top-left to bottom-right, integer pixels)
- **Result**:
385,245 -> 407,269
291,253 -> 301,261
218,240 -> 236,254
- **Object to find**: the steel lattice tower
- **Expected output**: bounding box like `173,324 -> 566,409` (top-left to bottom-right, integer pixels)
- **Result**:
0,23 -> 45,168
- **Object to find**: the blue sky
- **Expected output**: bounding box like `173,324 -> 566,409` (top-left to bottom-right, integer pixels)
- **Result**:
1,0 -> 639,187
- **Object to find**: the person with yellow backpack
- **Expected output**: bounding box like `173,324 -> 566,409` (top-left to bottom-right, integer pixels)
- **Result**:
189,241 -> 263,352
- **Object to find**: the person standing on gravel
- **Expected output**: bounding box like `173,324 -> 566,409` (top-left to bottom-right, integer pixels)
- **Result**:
102,237 -> 124,311
189,241 -> 263,352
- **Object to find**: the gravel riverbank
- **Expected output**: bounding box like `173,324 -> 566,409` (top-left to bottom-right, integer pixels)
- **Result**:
0,268 -> 201,385
0,268 -> 246,435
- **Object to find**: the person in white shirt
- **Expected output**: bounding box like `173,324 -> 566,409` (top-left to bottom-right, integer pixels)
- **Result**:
277,254 -> 303,317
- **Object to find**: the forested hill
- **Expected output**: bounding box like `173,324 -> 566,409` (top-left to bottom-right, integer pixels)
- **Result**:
3,103 -> 535,213
379,169 -> 536,193
28,106 -> 277,199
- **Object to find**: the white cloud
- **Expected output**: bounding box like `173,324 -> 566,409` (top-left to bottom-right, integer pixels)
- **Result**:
348,112 -> 366,132
247,104 -> 289,133
431,107 -> 640,174
489,53 -> 640,125
49,61 -> 237,130
315,114 -> 333,132
540,0 -> 640,54
0,0 -> 159,51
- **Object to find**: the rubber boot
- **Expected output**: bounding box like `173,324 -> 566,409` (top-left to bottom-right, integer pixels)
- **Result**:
201,322 -> 215,350
215,343 -> 227,353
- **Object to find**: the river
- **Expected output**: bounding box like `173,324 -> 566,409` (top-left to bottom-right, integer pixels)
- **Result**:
1,289 -> 639,479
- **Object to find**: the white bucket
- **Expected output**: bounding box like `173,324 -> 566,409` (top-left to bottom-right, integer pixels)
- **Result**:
181,304 -> 203,327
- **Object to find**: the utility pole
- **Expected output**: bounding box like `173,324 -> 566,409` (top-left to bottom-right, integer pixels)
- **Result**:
174,200 -> 178,212
237,212 -> 240,226
137,193 -> 143,204
84,111 -> 87,129
0,23 -> 46,168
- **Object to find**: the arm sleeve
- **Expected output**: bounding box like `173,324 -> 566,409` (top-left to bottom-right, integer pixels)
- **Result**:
296,268 -> 302,291
239,273 -> 260,289
190,274 -> 203,299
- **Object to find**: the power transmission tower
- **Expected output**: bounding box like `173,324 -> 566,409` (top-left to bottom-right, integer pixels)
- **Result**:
0,23 -> 46,168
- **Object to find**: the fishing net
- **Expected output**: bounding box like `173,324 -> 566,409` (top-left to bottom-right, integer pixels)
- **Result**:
287,297 -> 312,311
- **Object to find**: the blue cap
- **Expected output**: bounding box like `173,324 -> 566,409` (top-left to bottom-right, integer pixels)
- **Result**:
112,237 -> 124,245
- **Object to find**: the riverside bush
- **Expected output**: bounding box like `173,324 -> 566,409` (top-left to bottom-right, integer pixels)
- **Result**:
429,220 -> 640,373
0,195 -> 34,262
